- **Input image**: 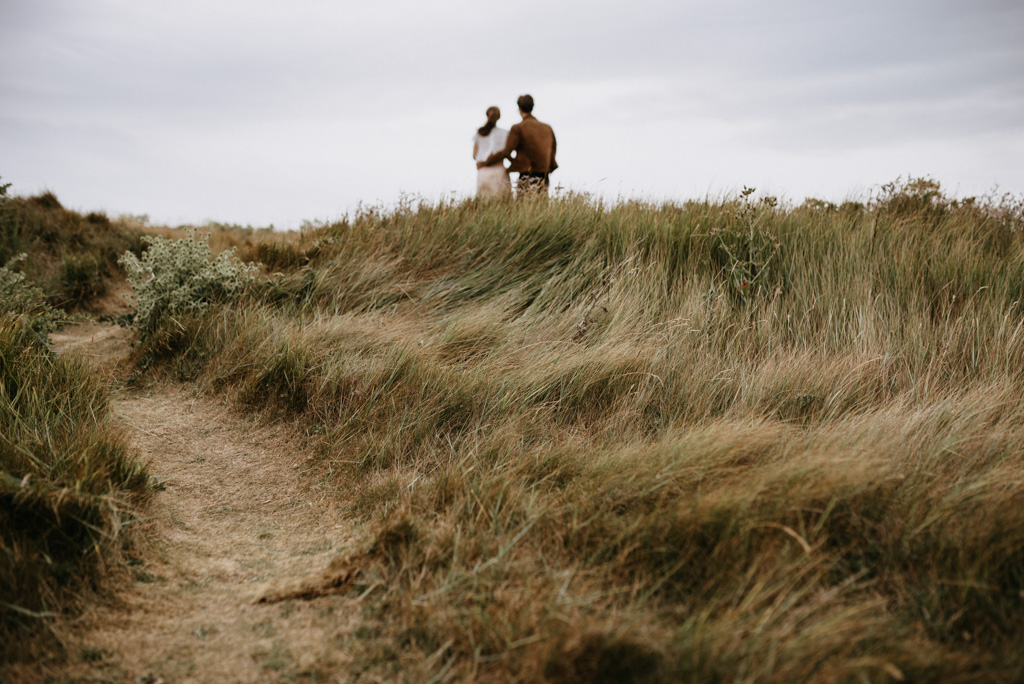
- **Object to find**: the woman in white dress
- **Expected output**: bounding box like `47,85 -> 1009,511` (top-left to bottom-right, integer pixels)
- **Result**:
472,106 -> 511,198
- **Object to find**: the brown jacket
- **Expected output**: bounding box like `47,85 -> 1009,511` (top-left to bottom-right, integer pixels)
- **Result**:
485,114 -> 557,174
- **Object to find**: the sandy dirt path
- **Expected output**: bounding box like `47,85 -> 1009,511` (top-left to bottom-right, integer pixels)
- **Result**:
14,324 -> 362,683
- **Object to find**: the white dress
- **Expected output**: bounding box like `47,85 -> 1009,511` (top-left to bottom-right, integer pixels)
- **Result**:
472,127 -> 511,198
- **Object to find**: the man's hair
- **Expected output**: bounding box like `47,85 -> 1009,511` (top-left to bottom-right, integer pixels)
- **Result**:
517,94 -> 534,113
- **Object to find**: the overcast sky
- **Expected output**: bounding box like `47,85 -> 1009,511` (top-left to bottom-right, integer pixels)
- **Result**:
2,0 -> 1022,228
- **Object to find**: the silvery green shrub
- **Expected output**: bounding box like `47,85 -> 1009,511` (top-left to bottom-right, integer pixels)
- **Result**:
0,254 -> 74,342
119,228 -> 259,333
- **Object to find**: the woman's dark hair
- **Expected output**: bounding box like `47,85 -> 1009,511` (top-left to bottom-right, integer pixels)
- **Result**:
478,106 -> 500,136
517,94 -> 534,113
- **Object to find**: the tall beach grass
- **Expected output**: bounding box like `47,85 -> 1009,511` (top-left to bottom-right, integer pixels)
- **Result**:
0,184 -> 150,663
0,317 -> 149,661
133,180 -> 1024,681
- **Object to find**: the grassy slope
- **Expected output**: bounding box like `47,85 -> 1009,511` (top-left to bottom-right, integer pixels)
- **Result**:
0,191 -> 147,311
0,320 -> 149,657
136,183 -> 1024,682
123,182 -> 1024,680
0,191 -> 151,661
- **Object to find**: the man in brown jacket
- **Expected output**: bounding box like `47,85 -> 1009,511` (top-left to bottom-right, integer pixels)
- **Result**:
479,94 -> 557,196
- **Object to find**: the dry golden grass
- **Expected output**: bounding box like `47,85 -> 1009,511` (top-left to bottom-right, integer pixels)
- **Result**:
118,180 -> 1024,681
0,318 -> 149,662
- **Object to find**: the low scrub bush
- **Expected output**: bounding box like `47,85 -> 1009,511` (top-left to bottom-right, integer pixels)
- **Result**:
59,251 -> 107,303
710,187 -> 783,302
119,228 -> 260,335
0,254 -> 78,342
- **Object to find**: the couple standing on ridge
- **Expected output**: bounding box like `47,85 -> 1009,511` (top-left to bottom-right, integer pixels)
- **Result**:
472,94 -> 557,199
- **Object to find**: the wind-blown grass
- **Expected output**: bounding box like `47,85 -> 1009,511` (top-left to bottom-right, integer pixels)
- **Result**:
133,180 -> 1024,681
0,183 -> 150,662
0,317 -> 149,661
